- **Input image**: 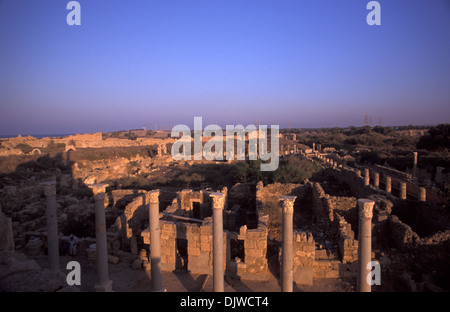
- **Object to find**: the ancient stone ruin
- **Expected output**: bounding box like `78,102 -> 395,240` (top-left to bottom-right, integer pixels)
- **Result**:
0,135 -> 449,292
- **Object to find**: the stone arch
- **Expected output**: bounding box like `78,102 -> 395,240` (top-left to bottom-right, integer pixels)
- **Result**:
31,148 -> 41,155
65,145 -> 76,152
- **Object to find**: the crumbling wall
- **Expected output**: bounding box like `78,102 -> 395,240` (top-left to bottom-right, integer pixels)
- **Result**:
177,189 -> 209,219
324,167 -> 377,199
310,181 -> 358,278
110,189 -> 145,207
335,213 -> 358,264
257,182 -> 302,205
141,218 -> 229,275
184,220 -> 223,275
311,182 -> 329,220
292,231 -> 315,285
111,192 -> 148,251
175,187 -> 227,219
234,214 -> 269,281
311,182 -> 356,222
388,215 -> 422,249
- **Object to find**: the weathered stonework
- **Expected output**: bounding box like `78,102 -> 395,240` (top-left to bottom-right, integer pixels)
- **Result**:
292,231 -> 315,285
235,215 -> 269,281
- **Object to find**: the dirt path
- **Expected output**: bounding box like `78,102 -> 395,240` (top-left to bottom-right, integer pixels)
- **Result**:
32,253 -> 354,292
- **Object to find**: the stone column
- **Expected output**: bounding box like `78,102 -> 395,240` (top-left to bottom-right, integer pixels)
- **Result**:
413,152 -> 418,171
312,143 -> 315,151
148,190 -> 163,292
399,182 -> 407,200
357,198 -> 374,292
89,183 -> 113,292
41,181 -> 59,272
373,173 -> 380,189
280,195 -> 296,292
356,170 -> 362,178
210,192 -> 225,292
418,187 -> 426,202
364,169 -> 370,186
385,176 -> 391,194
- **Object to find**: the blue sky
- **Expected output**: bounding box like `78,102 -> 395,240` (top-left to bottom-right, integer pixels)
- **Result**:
0,0 -> 449,135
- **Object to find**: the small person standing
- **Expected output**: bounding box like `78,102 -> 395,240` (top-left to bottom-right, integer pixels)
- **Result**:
69,234 -> 78,257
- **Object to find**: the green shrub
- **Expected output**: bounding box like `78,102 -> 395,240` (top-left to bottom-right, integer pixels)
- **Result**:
15,143 -> 33,154
417,124 -> 450,151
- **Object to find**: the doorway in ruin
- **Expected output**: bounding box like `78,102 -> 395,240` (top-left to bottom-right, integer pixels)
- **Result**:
192,201 -> 201,219
230,238 -> 245,263
176,238 -> 188,271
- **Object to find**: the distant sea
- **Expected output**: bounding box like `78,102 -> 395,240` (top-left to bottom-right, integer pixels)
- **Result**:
0,134 -> 74,139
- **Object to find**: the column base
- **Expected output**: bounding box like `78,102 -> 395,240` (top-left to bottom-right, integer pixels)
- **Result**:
95,280 -> 113,292
151,287 -> 166,292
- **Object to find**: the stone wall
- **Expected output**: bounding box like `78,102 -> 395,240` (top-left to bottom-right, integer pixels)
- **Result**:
141,218 -> 228,275
310,182 -> 356,222
140,190 -> 270,281
388,215 -> 421,249
234,214 -> 269,281
311,182 -> 329,220
257,182 -> 303,205
177,189 -> 210,218
73,156 -> 154,184
310,181 -> 358,278
110,189 -> 145,207
335,213 -> 358,264
324,167 -> 377,199
0,133 -> 176,157
292,231 -> 315,285
111,192 -> 148,251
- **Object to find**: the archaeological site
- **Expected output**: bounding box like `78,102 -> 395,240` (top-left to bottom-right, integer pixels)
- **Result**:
0,127 -> 449,292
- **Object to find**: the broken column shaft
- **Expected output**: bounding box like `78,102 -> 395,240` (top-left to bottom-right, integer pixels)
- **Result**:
385,176 -> 391,194
211,192 -> 225,292
280,195 -> 296,292
374,172 -> 380,188
419,187 -> 426,202
400,182 -> 407,199
149,190 -> 163,292
90,183 -> 113,292
357,198 -> 375,292
413,152 -> 418,171
41,181 -> 59,272
364,169 -> 370,186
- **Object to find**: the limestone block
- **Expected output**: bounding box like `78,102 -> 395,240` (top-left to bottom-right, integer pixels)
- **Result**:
200,242 -> 211,252
189,247 -> 201,256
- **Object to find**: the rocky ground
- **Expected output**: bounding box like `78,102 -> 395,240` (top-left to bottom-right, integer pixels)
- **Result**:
0,250 -> 354,292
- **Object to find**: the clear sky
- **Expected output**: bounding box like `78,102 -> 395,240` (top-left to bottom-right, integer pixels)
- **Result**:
0,0 -> 449,135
